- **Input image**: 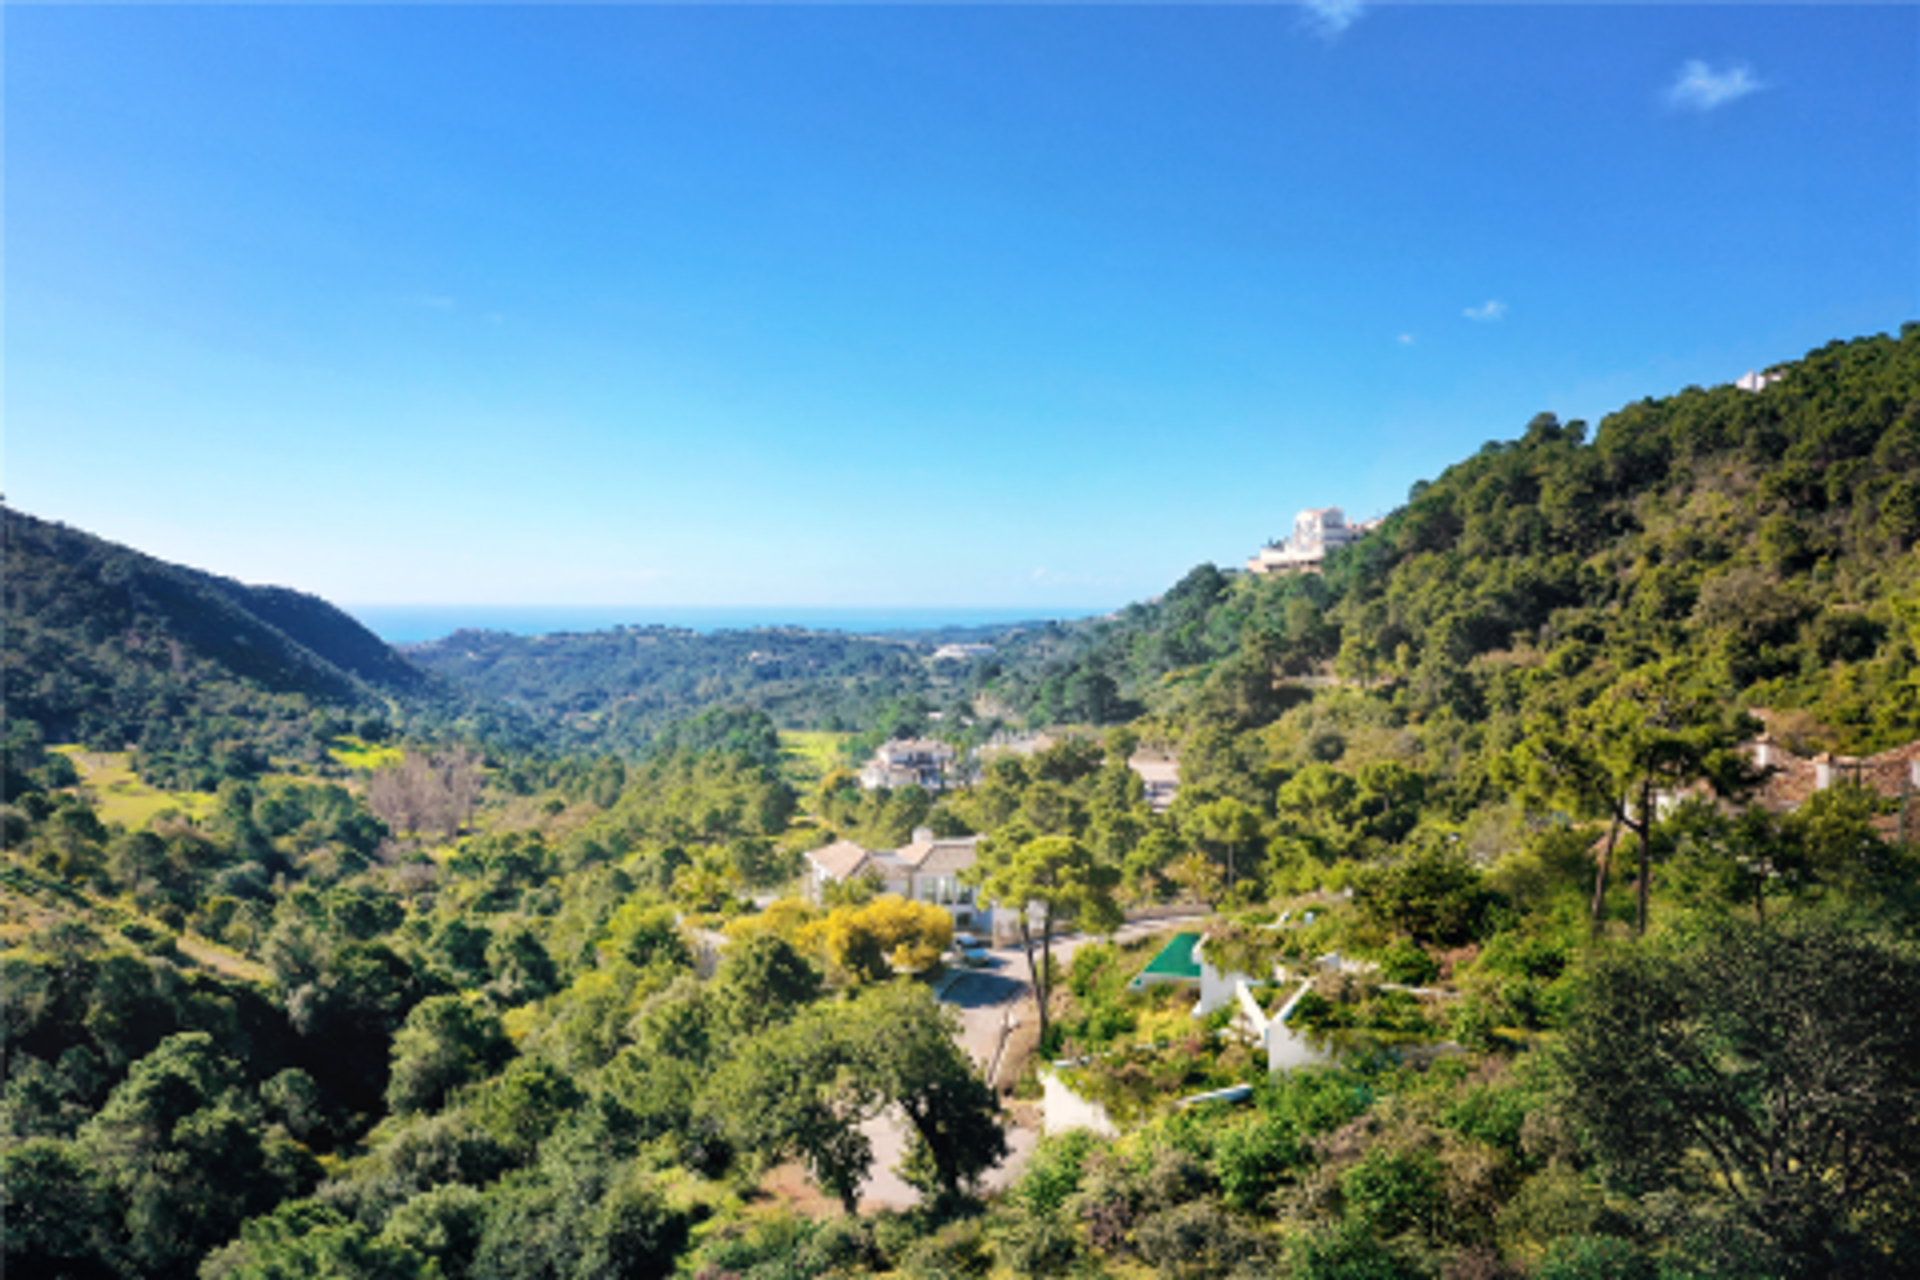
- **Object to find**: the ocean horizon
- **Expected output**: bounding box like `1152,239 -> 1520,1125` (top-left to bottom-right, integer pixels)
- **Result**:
346,604 -> 1119,645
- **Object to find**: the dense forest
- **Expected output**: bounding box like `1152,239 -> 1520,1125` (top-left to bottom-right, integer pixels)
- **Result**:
989,325 -> 1920,756
6,326 -> 1920,1280
400,624 -> 1024,758
0,508 -> 487,790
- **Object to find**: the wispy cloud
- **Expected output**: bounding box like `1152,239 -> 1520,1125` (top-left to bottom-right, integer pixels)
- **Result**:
401,293 -> 456,311
1397,333 -> 1416,346
1463,300 -> 1507,322
1302,0 -> 1365,38
1666,59 -> 1763,112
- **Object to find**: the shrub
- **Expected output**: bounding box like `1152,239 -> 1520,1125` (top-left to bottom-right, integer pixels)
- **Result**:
990,1207 -> 1081,1277
1285,1224 -> 1430,1280
898,1218 -> 992,1279
1341,1146 -> 1446,1239
1354,852 -> 1500,946
1009,1129 -> 1102,1216
1379,938 -> 1441,986
1494,1164 -> 1610,1260
1212,1113 -> 1304,1209
1531,1235 -> 1658,1280
1134,1200 -> 1267,1278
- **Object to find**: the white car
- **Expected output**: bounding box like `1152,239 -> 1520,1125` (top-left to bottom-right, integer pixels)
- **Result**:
951,932 -> 991,967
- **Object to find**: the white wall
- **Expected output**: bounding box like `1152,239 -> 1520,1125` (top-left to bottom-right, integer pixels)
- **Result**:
1040,1067 -> 1120,1138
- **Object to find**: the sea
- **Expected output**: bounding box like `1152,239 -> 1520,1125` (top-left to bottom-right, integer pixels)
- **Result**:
345,604 -> 1118,646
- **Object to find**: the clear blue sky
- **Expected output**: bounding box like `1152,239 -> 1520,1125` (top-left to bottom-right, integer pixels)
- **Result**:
9,3 -> 1915,610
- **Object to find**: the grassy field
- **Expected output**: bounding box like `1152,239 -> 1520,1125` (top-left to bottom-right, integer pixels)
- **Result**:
53,747 -> 222,828
329,736 -> 405,771
778,730 -> 852,789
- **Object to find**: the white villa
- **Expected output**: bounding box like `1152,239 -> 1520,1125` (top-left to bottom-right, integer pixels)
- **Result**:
1127,755 -> 1181,813
932,642 -> 996,661
1247,507 -> 1370,577
802,826 -> 988,927
1127,927 -> 1367,1075
859,738 -> 957,792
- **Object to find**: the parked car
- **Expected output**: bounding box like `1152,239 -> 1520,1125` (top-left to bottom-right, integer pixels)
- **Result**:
951,932 -> 991,967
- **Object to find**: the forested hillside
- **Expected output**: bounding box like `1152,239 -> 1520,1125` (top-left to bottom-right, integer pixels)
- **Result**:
995,325 -> 1920,758
1,508 -> 445,786
402,624 -> 1018,757
6,327 -> 1920,1280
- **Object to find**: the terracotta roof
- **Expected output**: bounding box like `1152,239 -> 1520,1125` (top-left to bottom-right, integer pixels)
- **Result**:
807,839 -> 874,881
1129,757 -> 1181,785
877,738 -> 955,760
900,836 -> 981,876
1744,736 -> 1920,813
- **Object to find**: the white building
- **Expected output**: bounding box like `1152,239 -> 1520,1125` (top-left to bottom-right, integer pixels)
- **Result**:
801,826 -> 988,927
932,643 -> 996,661
1127,755 -> 1181,813
1247,507 -> 1366,577
859,737 -> 957,791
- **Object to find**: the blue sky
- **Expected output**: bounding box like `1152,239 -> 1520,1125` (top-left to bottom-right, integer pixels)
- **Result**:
8,3 -> 1915,611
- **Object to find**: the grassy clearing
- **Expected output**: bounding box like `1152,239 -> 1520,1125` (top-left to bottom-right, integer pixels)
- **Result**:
175,934 -> 273,984
329,736 -> 404,771
778,731 -> 851,789
54,747 -> 220,828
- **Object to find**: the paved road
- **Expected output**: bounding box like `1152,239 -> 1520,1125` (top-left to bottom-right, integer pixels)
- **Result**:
854,914 -> 1207,1210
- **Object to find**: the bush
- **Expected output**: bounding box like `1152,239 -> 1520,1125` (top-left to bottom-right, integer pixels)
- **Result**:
1379,938 -> 1441,986
991,1207 -> 1081,1277
1133,1200 -> 1267,1278
683,1211 -> 814,1279
1285,1224 -> 1430,1280
1531,1235 -> 1658,1280
1341,1146 -> 1446,1239
1009,1129 -> 1102,1216
378,1183 -> 489,1278
1354,852 -> 1500,946
0,805 -> 32,850
1212,1113 -> 1304,1209
1072,1149 -> 1144,1254
898,1218 -> 993,1279
1494,1164 -> 1611,1260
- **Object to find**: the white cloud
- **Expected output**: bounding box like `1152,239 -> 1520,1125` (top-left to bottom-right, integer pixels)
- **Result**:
1463,299 -> 1507,322
1666,59 -> 1763,112
1397,332 -> 1416,345
1302,0 -> 1365,38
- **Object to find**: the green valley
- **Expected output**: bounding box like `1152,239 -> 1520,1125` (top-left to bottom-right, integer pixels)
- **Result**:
7,327 -> 1920,1280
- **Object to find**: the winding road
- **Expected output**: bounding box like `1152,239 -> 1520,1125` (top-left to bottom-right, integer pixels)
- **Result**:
853,915 -> 1207,1210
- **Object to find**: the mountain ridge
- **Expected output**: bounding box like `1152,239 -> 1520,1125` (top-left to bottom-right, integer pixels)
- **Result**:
2,505 -> 426,756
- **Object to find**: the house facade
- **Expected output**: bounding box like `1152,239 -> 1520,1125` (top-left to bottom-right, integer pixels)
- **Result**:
1246,507 -> 1370,577
1126,929 -> 1340,1075
1127,755 -> 1181,813
801,826 -> 989,927
859,738 -> 957,792
1728,722 -> 1920,843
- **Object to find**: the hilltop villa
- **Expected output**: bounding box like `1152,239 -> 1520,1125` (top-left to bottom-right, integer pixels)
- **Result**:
1247,507 -> 1374,576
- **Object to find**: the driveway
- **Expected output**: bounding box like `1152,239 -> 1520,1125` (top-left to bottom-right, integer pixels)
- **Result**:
854,915 -> 1207,1210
